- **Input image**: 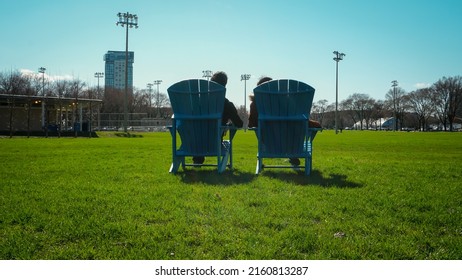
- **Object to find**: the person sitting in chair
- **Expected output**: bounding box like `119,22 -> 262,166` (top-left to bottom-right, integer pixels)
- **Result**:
248,76 -> 321,166
193,71 -> 243,164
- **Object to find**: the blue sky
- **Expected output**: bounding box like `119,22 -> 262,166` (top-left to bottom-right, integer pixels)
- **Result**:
1,0 -> 461,109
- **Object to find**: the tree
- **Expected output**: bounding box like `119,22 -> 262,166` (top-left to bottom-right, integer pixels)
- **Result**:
103,88 -> 124,114
153,92 -> 170,118
0,71 -> 30,96
53,79 -> 70,135
340,98 -> 356,129
406,88 -> 434,131
132,88 -> 150,116
370,100 -> 386,130
0,71 -> 31,137
311,99 -> 329,126
342,93 -> 375,130
385,87 -> 406,130
432,76 -> 462,131
237,105 -> 248,129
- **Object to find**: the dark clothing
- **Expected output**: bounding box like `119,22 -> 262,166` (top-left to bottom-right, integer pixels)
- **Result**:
223,98 -> 243,128
193,98 -> 242,165
248,99 -> 258,128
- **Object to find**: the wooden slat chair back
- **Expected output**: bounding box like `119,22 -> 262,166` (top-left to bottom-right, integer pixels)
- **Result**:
167,79 -> 234,173
253,79 -> 320,175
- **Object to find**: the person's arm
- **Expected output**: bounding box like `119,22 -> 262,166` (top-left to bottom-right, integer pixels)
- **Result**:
308,119 -> 322,128
223,99 -> 243,128
248,101 -> 258,128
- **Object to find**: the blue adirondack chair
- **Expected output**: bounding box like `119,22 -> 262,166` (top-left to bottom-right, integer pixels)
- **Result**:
253,79 -> 321,175
167,79 -> 236,174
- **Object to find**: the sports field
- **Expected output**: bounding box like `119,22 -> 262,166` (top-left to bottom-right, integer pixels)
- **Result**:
1,130 -> 461,259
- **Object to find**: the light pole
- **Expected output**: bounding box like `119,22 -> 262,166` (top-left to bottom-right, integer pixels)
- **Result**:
39,67 -> 46,96
202,70 -> 213,81
147,83 -> 153,118
333,51 -> 345,134
38,67 -> 47,137
240,74 -> 251,111
117,12 -> 138,133
93,72 -> 104,134
391,80 -> 398,131
153,80 -> 162,117
94,72 -> 104,94
241,74 -> 251,130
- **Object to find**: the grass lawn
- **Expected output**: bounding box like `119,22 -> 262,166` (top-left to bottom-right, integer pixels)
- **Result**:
1,130 -> 461,259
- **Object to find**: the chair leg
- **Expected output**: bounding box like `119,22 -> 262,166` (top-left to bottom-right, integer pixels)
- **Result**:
305,155 -> 312,176
218,152 -> 229,173
220,140 -> 232,172
169,156 -> 183,174
256,157 -> 263,174
228,143 -> 233,170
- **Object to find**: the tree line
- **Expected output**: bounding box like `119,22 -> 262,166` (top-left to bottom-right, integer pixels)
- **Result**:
1,70 -> 461,132
0,70 -> 171,120
311,76 -> 462,131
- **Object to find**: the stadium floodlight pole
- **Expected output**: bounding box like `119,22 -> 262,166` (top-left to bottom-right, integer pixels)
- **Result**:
202,70 -> 213,81
38,67 -> 47,137
117,12 -> 138,133
241,74 -> 251,130
147,83 -> 153,117
241,74 -> 251,111
39,67 -> 46,96
391,80 -> 398,131
94,72 -> 104,92
153,80 -> 162,117
93,72 -> 104,134
333,51 -> 345,134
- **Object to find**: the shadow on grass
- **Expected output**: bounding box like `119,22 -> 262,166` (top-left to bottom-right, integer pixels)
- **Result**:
114,132 -> 143,138
179,168 -> 255,186
177,168 -> 362,188
264,170 -> 364,188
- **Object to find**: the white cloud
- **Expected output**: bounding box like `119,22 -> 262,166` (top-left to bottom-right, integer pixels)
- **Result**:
414,82 -> 431,89
19,69 -> 36,77
20,69 -> 74,82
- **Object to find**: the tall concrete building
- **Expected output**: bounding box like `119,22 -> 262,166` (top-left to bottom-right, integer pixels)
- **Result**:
103,51 -> 134,90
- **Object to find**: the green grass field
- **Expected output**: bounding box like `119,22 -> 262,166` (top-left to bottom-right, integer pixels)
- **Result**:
1,130 -> 461,259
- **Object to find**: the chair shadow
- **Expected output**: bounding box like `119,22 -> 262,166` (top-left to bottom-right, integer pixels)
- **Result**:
263,169 -> 364,188
177,168 -> 362,188
179,168 -> 256,186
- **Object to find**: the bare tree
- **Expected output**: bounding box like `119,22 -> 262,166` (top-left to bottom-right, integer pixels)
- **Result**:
311,99 -> 329,126
132,88 -> 150,116
236,105 -> 248,129
53,79 -> 70,135
340,98 -> 356,129
103,87 -> 124,114
0,71 -> 16,137
432,76 -> 462,131
369,100 -> 386,130
0,71 -> 31,137
342,93 -> 375,130
385,87 -> 406,130
154,92 -> 170,117
406,88 -> 434,131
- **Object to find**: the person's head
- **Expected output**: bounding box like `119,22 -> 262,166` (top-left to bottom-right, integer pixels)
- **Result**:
257,76 -> 272,85
250,76 -> 273,101
211,71 -> 228,87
